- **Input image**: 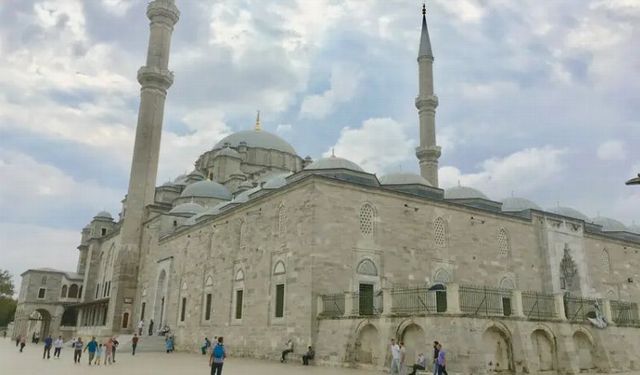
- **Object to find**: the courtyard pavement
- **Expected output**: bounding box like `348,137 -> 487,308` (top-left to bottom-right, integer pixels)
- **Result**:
0,337 -> 376,375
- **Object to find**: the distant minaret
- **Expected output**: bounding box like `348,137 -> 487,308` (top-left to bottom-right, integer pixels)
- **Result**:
415,4 -> 441,187
122,0 -> 180,244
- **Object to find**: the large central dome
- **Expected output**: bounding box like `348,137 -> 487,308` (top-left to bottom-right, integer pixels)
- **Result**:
214,130 -> 297,155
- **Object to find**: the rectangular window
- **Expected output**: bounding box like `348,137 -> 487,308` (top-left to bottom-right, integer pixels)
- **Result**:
38,288 -> 46,299
235,290 -> 243,320
502,297 -> 512,317
180,297 -> 187,322
205,293 -> 212,321
275,284 -> 285,318
101,228 -> 107,236
96,284 -> 100,298
141,302 -> 146,321
358,283 -> 374,315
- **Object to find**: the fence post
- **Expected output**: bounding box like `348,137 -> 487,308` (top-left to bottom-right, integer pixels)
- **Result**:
554,293 -> 566,321
602,299 -> 614,326
344,291 -> 353,317
511,290 -> 525,318
446,283 -> 461,314
383,288 -> 392,315
316,295 -> 324,317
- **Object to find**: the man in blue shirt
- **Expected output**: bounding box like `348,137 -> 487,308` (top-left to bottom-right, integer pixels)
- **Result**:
84,337 -> 98,365
209,336 -> 226,375
43,335 -> 53,359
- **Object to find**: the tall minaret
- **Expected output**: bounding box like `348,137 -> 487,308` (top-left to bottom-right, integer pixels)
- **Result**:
415,4 -> 441,187
110,0 -> 179,333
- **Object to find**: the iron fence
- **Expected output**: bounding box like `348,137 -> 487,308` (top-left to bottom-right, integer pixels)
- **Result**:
321,293 -> 345,317
521,291 -> 556,320
348,291 -> 383,316
390,287 -> 446,314
459,285 -> 512,317
563,295 -> 598,322
610,300 -> 640,327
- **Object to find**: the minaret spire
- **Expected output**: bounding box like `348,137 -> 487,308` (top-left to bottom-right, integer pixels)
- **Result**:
415,3 -> 440,186
255,110 -> 261,131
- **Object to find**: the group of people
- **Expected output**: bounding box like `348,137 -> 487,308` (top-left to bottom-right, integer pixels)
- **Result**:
71,336 -> 120,365
391,339 -> 448,375
279,339 -> 315,365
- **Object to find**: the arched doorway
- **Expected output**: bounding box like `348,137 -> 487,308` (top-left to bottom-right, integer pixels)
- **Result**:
354,324 -> 379,365
154,270 -> 168,329
573,331 -> 595,371
482,325 -> 514,373
531,329 -> 555,372
401,323 -> 426,365
28,309 -> 52,339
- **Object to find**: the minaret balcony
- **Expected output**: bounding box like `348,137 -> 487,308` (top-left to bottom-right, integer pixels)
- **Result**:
415,95 -> 439,109
137,66 -> 174,91
416,145 -> 442,160
147,0 -> 180,26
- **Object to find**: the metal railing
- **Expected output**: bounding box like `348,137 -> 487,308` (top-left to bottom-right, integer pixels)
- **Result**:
349,291 -> 383,316
390,287 -> 446,314
522,291 -> 556,320
321,293 -> 345,317
459,285 -> 512,317
610,300 -> 640,327
563,295 -> 598,322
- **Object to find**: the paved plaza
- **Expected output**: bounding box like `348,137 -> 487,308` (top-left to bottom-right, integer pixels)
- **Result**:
0,338 -> 377,375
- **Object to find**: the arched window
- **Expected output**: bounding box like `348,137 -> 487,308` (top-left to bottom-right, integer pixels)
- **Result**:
433,269 -> 451,284
356,259 -> 378,276
205,276 -> 214,287
359,203 -> 376,237
497,228 -> 511,257
122,312 -> 129,328
239,220 -> 247,249
68,284 -> 79,298
499,277 -> 516,290
433,217 -> 447,248
601,249 -> 611,274
277,203 -> 287,237
235,269 -> 245,281
273,261 -> 286,275
233,268 -> 245,320
61,285 -> 68,298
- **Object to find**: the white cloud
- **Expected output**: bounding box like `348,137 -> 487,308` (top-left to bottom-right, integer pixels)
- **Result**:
276,124 -> 292,133
101,0 -> 133,16
439,146 -> 568,199
327,118 -> 415,174
597,140 -> 626,161
300,64 -> 363,119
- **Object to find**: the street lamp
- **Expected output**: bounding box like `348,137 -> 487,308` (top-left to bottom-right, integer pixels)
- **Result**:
626,173 -> 640,186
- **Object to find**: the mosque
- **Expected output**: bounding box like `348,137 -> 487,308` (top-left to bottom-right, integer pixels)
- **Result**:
14,1 -> 640,373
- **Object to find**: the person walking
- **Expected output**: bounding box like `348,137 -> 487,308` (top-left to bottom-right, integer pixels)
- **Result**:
302,346 -> 315,366
201,337 -> 211,355
399,341 -> 407,374
104,338 -> 113,365
436,343 -> 447,375
432,341 -> 440,375
165,335 -> 174,353
132,334 -> 139,355
53,336 -> 64,358
84,336 -> 98,365
73,337 -> 83,363
138,320 -> 145,336
209,336 -> 226,375
34,332 -> 40,344
19,335 -> 26,353
95,344 -> 103,365
390,338 -> 401,374
409,353 -> 427,375
15,335 -> 20,347
112,336 -> 119,362
43,335 -> 53,359
281,339 -> 294,363
148,319 -> 154,336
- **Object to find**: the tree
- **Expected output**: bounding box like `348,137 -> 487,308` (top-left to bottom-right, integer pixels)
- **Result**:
0,269 -> 14,297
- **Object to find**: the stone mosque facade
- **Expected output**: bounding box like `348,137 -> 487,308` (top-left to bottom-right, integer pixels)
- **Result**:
14,1 -> 640,373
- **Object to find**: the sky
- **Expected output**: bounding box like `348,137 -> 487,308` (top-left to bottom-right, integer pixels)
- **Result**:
0,0 -> 639,290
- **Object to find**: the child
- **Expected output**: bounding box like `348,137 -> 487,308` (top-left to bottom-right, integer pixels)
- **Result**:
95,344 -> 103,365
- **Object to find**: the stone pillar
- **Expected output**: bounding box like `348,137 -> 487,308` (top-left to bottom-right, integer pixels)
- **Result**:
446,283 -> 461,314
383,288 -> 393,315
344,292 -> 353,317
602,299 -> 614,325
554,293 -> 567,320
316,295 -> 324,317
511,290 -> 525,318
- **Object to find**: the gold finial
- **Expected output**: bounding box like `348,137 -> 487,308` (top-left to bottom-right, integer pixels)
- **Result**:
422,3 -> 426,16
255,110 -> 261,131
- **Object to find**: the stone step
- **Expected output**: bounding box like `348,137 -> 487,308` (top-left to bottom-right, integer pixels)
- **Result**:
134,335 -> 169,353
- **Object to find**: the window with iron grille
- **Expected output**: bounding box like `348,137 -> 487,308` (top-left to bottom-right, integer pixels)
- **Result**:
497,228 -> 511,257
180,297 -> 187,322
235,290 -> 244,319
359,203 -> 375,237
278,203 -> 287,237
433,217 -> 447,247
205,294 -> 212,321
275,284 -> 285,318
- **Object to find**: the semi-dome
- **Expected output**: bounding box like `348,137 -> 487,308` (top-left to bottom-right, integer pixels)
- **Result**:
591,216 -> 628,232
169,202 -> 205,216
501,197 -> 541,212
232,186 -> 261,204
180,180 -> 232,200
444,185 -> 488,200
379,172 -> 432,186
262,172 -> 293,189
305,155 -> 364,172
214,130 -> 297,155
548,206 -> 589,221
216,146 -> 241,158
94,211 -> 113,220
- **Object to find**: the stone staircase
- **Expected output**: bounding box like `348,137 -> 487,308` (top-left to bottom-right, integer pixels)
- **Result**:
135,335 -> 167,353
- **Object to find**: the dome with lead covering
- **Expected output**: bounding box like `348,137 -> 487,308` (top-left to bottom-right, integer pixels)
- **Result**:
216,147 -> 241,158
94,211 -> 113,220
501,197 -> 541,212
262,172 -> 293,189
214,130 -> 297,155
591,216 -> 628,232
379,173 -> 432,186
305,155 -> 364,172
180,180 -> 232,200
444,185 -> 488,200
548,206 -> 589,221
169,202 -> 205,216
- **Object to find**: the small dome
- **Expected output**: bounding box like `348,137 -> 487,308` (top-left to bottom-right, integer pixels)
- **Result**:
187,170 -> 205,181
216,147 -> 241,158
94,211 -> 113,220
180,180 -> 232,200
305,155 -> 364,172
444,185 -> 488,200
161,181 -> 175,187
214,130 -> 297,155
169,202 -> 205,216
548,206 -> 589,221
232,186 -> 261,204
591,216 -> 628,232
501,197 -> 541,212
262,172 -> 293,189
379,173 -> 432,186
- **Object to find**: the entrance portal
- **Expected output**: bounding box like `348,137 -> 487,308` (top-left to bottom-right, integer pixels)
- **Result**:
154,270 -> 168,329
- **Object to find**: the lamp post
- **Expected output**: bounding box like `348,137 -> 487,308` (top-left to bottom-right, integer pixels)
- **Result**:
626,173 -> 640,186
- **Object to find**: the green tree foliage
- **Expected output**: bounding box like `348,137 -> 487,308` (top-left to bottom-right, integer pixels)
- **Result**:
0,270 -> 14,297
0,270 -> 17,326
